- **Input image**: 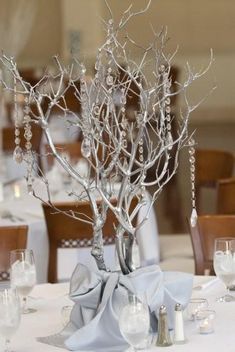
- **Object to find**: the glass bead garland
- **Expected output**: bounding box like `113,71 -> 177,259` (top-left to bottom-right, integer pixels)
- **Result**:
13,77 -> 23,164
24,97 -> 34,195
189,138 -> 198,227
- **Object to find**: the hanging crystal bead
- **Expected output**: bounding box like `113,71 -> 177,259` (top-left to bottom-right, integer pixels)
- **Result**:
25,142 -> 32,150
27,183 -> 33,196
190,208 -> 198,227
95,56 -> 100,71
13,146 -> 23,164
81,137 -> 91,158
15,129 -> 20,136
159,64 -> 165,73
165,106 -> 171,114
24,106 -> 30,114
106,75 -> 113,86
93,105 -> 100,116
120,95 -> 126,105
24,115 -> 31,123
166,114 -> 171,121
165,97 -> 171,105
80,63 -> 86,75
24,130 -> 33,140
166,132 -> 173,150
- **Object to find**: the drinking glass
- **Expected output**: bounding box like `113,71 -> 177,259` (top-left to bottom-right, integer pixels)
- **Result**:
119,295 -> 150,351
0,288 -> 21,352
10,249 -> 37,313
213,238 -> 235,302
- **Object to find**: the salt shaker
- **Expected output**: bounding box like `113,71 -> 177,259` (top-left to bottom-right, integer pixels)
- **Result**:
173,303 -> 187,344
156,305 -> 172,347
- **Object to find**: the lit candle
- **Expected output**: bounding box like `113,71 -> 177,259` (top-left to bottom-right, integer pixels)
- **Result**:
197,310 -> 216,334
14,184 -> 21,198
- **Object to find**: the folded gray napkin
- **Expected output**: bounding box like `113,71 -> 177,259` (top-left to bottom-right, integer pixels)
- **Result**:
38,264 -> 193,351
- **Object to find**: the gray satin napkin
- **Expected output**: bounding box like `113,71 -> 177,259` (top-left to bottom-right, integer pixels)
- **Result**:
38,264 -> 193,351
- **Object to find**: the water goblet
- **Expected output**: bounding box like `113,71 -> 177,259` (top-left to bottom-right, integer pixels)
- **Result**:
119,295 -> 150,351
213,238 -> 235,302
10,249 -> 37,313
0,288 -> 21,352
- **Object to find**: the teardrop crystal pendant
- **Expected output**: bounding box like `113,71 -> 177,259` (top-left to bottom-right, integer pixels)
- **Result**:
13,146 -> 23,164
27,183 -> 33,196
190,208 -> 198,227
166,132 -> 173,150
81,137 -> 91,158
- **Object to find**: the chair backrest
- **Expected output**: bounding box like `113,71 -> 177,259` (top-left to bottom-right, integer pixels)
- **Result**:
0,225 -> 28,281
195,149 -> 234,212
45,142 -> 83,169
188,215 -> 235,275
217,177 -> 235,214
43,199 -> 138,283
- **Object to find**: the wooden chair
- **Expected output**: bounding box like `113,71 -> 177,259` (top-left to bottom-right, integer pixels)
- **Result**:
188,215 -> 235,275
42,79 -> 81,116
0,225 -> 28,281
217,177 -> 235,214
45,142 -> 84,169
43,199 -> 138,283
195,149 -> 234,213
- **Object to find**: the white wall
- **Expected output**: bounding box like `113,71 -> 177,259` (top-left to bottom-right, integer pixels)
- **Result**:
13,0 -> 235,121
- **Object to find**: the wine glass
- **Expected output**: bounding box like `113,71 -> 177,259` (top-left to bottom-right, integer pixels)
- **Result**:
213,238 -> 235,302
119,295 -> 150,351
10,249 -> 37,313
0,288 -> 21,352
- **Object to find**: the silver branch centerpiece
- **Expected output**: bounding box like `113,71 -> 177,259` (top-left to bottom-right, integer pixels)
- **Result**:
0,1 -> 212,275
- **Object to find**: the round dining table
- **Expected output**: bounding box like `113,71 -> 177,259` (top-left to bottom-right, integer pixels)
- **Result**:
0,276 -> 234,352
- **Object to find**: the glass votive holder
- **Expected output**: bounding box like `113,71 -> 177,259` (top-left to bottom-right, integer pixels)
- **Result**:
196,310 -> 216,334
186,298 -> 209,321
61,305 -> 73,327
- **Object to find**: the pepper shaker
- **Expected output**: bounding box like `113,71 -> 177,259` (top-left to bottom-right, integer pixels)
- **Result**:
173,303 -> 187,344
156,305 -> 172,347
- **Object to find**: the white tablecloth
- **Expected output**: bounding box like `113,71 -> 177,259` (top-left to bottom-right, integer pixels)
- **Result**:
0,276 -> 234,351
0,179 -> 159,283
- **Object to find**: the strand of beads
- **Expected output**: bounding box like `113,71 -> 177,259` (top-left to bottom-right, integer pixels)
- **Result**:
23,97 -> 34,194
159,64 -> 173,150
189,138 -> 197,227
137,114 -> 144,163
164,66 -> 173,150
120,88 -> 127,149
13,78 -> 23,164
80,64 -> 92,159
